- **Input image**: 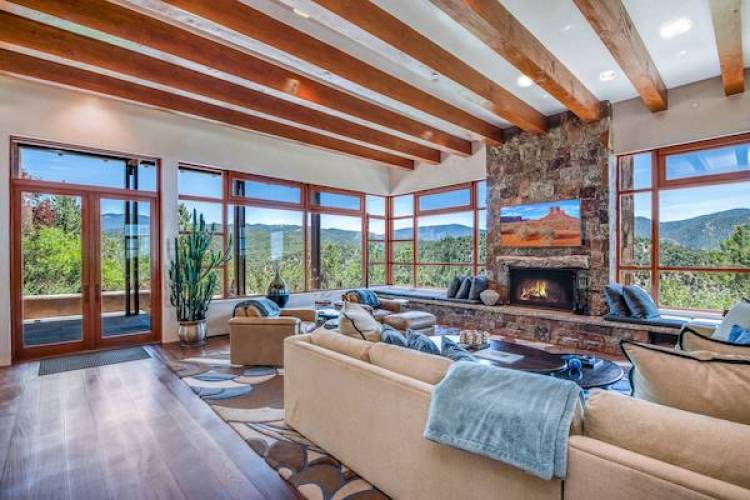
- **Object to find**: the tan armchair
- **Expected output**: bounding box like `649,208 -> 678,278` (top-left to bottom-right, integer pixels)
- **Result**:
229,308 -> 316,366
341,291 -> 406,322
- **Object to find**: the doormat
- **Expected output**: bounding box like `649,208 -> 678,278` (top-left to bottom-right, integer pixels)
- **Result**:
38,346 -> 151,376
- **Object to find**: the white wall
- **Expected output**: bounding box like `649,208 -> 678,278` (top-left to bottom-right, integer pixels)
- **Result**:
389,145 -> 487,194
0,74 -> 393,366
612,69 -> 750,154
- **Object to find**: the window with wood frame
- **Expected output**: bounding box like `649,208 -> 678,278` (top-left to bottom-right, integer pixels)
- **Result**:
617,134 -> 750,312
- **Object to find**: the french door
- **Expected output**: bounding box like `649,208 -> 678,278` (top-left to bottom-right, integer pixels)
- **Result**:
12,187 -> 160,360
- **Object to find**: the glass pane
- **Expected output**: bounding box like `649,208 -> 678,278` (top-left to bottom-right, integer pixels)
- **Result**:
179,168 -> 222,198
239,207 -> 305,294
226,205 -> 237,297
391,241 -> 414,263
418,188 -> 471,212
21,193 -> 84,346
392,194 -> 414,217
18,146 -> 155,191
233,179 -> 301,204
368,264 -> 386,286
100,199 -> 152,337
392,218 -> 413,240
658,182 -> 750,268
619,153 -> 652,190
417,265 -> 472,289
392,265 -> 414,286
619,193 -> 651,266
666,143 -> 750,181
309,213 -> 363,290
368,241 -> 385,263
659,271 -> 750,311
368,218 -> 385,240
366,195 -> 386,216
417,212 -> 474,263
312,190 -> 361,211
178,200 -> 224,233
620,270 -> 652,293
477,180 -> 487,209
478,209 -> 487,265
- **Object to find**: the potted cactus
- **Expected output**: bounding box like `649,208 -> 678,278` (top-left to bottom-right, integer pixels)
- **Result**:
169,209 -> 231,346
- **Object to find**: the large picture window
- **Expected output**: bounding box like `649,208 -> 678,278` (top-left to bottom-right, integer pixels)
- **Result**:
617,135 -> 750,311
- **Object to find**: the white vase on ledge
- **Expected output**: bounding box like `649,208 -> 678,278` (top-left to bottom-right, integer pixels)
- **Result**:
480,289 -> 500,306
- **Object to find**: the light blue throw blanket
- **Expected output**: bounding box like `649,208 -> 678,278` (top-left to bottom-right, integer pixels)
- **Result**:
424,362 -> 582,480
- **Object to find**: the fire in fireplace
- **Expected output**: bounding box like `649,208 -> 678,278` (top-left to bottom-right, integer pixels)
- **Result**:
509,267 -> 577,311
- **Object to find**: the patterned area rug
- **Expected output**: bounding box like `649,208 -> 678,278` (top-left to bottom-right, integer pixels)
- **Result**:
167,354 -> 389,500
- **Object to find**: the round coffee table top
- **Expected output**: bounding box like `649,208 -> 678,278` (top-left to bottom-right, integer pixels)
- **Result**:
553,356 -> 625,389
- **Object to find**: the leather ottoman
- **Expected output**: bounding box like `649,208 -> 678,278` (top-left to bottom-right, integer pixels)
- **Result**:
382,311 -> 436,335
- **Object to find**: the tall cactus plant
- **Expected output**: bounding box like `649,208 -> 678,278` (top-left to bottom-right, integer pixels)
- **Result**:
169,210 -> 231,322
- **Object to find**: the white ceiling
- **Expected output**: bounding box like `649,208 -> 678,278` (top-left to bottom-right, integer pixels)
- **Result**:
2,0 -> 748,166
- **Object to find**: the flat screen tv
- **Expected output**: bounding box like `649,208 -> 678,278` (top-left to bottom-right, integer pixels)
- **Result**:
499,199 -> 582,248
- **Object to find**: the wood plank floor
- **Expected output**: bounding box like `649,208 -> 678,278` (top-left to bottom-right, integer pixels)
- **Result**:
0,336 -> 299,500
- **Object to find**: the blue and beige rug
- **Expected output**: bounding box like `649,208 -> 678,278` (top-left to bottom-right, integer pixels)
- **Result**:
167,354 -> 389,500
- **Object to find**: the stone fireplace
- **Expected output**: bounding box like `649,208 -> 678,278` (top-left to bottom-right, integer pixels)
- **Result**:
509,267 -> 578,311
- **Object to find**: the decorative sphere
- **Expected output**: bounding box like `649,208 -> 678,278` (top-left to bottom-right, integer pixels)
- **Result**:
567,358 -> 583,372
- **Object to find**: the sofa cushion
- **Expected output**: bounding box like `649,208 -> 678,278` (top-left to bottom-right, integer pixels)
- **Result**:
622,341 -> 750,425
713,298 -> 750,341
455,277 -> 472,300
233,298 -> 281,317
622,285 -> 659,319
603,284 -> 630,317
372,308 -> 392,322
584,390 -> 750,489
369,342 -> 452,385
446,275 -> 463,298
310,329 -> 373,362
339,302 -> 381,341
680,327 -> 750,356
406,330 -> 440,355
380,326 -> 407,347
382,311 -> 436,332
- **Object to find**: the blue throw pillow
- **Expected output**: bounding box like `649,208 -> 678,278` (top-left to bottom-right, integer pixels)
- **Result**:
234,298 -> 280,317
446,276 -> 464,298
603,284 -> 630,317
622,285 -> 659,319
406,330 -> 440,355
440,336 -> 477,362
468,276 -> 488,301
455,277 -> 472,300
728,324 -> 750,345
380,326 -> 407,347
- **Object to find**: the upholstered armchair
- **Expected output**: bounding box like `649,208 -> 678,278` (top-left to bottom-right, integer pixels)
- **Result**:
341,289 -> 406,322
229,308 -> 316,366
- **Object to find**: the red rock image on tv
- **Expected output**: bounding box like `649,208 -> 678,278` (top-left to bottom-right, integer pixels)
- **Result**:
500,199 -> 582,248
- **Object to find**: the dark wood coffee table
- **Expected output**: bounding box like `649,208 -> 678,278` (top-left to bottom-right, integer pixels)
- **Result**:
434,336 -> 566,373
553,356 -> 625,389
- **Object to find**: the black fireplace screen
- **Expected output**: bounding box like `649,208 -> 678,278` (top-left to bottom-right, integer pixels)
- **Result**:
509,268 -> 576,311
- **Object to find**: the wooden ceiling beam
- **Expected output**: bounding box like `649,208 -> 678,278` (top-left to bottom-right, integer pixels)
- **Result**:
709,0 -> 745,96
310,0 -> 547,133
161,0 -> 506,142
0,12 -> 440,164
0,50 -> 414,169
8,0 -> 471,156
429,0 -> 601,123
573,0 -> 668,112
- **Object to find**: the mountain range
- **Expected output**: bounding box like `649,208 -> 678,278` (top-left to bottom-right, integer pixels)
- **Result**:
635,208 -> 750,250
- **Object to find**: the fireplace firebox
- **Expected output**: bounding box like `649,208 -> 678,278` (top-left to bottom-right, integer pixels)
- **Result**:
509,267 -> 578,312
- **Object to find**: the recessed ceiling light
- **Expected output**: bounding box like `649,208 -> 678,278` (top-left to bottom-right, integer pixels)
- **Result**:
561,24 -> 573,32
517,75 -> 533,88
678,49 -> 688,57
292,7 -> 310,18
659,17 -> 693,39
430,71 -> 440,82
599,70 -> 617,82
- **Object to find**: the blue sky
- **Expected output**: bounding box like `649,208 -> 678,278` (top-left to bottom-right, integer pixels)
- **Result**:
501,199 -> 581,220
631,182 -> 750,221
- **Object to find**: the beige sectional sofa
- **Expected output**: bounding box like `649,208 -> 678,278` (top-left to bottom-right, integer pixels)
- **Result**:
284,331 -> 750,500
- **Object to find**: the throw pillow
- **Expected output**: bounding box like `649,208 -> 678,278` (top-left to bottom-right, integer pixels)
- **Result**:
729,324 -> 750,345
603,284 -> 630,317
380,326 -> 407,347
339,302 -> 381,342
468,275 -> 488,301
343,289 -> 380,308
233,298 -> 280,317
622,285 -> 659,319
713,298 -> 750,341
406,330 -> 440,356
679,327 -> 750,356
440,336 -> 477,362
622,340 -> 750,425
446,276 -> 464,298
455,277 -> 472,300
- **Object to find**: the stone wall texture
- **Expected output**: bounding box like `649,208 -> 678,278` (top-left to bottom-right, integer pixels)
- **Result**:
486,110 -> 612,315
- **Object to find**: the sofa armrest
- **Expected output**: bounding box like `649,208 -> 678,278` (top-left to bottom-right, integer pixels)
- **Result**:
281,308 -> 316,322
379,298 -> 406,312
584,390 -> 750,490
229,316 -> 300,327
681,322 -> 717,337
